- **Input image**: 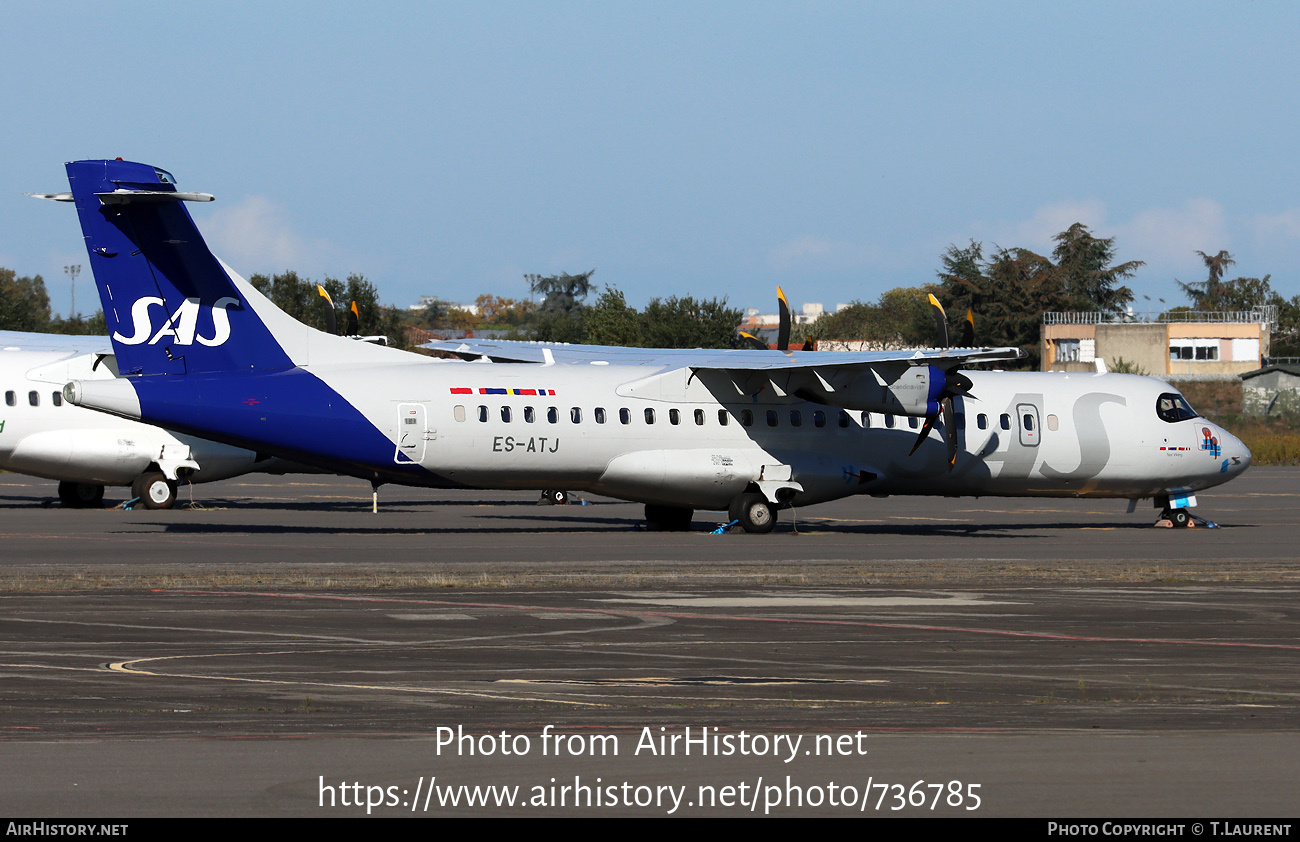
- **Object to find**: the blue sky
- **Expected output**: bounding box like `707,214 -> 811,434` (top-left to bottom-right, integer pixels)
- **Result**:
2,2 -> 1297,318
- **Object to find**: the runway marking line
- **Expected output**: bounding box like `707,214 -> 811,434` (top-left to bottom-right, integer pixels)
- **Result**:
154,589 -> 1300,653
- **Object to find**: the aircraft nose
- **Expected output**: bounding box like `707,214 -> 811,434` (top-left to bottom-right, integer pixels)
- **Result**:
1218,426 -> 1251,475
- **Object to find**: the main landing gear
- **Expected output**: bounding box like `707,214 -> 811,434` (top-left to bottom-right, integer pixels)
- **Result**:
644,504 -> 694,532
58,481 -> 104,508
131,472 -> 178,510
728,492 -> 776,534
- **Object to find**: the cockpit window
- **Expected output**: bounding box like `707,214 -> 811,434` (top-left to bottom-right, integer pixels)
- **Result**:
1156,393 -> 1199,423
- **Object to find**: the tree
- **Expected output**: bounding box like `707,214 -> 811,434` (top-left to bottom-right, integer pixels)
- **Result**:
521,270 -> 594,341
1178,250 -> 1238,310
1050,223 -> 1141,315
639,296 -> 742,349
0,269 -> 52,332
805,286 -> 937,347
584,286 -> 643,346
526,269 -> 594,316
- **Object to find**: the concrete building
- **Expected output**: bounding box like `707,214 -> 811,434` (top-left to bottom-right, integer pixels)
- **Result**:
1241,364 -> 1300,417
1041,309 -> 1273,376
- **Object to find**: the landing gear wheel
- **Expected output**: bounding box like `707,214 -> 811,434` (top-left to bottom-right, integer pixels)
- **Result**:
541,489 -> 568,506
132,472 -> 177,510
644,504 -> 694,532
1169,507 -> 1190,528
58,481 -> 104,508
729,492 -> 776,534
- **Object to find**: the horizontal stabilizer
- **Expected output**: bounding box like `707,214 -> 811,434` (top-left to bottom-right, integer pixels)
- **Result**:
95,189 -> 215,204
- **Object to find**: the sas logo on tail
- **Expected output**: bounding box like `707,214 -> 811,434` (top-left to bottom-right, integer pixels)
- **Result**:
113,297 -> 239,347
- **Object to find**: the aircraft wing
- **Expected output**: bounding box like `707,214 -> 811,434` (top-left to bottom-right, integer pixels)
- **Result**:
0,330 -> 113,355
423,337 -> 1023,369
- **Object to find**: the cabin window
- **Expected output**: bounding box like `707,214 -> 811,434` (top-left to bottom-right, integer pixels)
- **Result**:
977,413 -> 987,430
694,409 -> 705,426
570,407 -> 582,424
547,407 -> 558,424
907,416 -> 918,429
1022,413 -> 1035,431
454,405 -> 466,422
790,410 -> 802,427
718,409 -> 729,426
884,414 -> 895,429
619,408 -> 631,425
766,409 -> 778,427
999,413 -> 1011,430
595,407 -> 607,424
669,408 -> 681,425
500,406 -> 511,423
860,411 -> 870,428
644,408 -> 656,424
837,410 -> 850,428
1046,414 -> 1059,431
28,391 -> 38,407
52,391 -> 63,407
741,409 -> 754,427
813,410 -> 826,428
4,391 -> 13,407
477,405 -> 488,422
524,406 -> 535,423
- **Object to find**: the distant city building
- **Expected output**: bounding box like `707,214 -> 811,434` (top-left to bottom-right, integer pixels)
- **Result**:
1041,309 -> 1274,375
409,295 -> 479,315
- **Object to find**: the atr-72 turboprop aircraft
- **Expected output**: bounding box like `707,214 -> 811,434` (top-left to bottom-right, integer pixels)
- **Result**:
42,159 -> 1250,532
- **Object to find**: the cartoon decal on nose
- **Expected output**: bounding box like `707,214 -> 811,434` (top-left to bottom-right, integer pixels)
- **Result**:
1199,426 -> 1220,459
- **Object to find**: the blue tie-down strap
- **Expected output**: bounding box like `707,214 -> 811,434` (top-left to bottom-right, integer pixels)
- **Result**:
712,519 -> 740,534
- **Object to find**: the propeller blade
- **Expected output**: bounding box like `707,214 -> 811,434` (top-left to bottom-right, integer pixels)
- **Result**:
346,300 -> 360,336
316,285 -> 338,335
927,293 -> 949,348
908,413 -> 939,457
801,338 -> 815,352
737,331 -> 767,350
776,286 -> 791,352
959,309 -> 975,347
941,396 -> 958,471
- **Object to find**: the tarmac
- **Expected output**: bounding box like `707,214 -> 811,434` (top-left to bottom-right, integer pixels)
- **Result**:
0,469 -> 1296,817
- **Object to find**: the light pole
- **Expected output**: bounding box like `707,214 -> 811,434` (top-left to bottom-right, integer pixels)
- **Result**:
64,264 -> 81,319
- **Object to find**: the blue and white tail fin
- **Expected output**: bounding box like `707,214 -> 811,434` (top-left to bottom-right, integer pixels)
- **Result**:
67,159 -> 297,375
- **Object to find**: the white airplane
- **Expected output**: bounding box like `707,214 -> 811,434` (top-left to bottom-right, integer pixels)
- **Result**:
43,159 -> 1251,531
0,329 -> 308,508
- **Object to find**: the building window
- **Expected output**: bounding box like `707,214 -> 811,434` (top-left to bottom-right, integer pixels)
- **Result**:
1170,339 -> 1220,361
